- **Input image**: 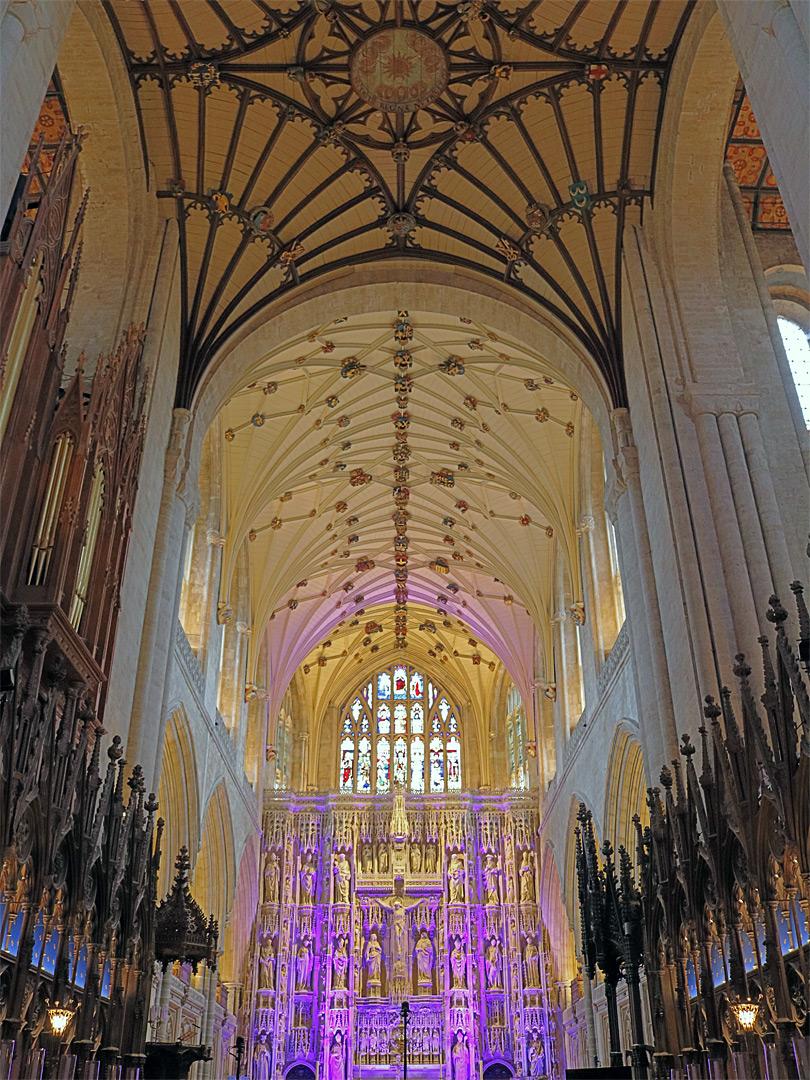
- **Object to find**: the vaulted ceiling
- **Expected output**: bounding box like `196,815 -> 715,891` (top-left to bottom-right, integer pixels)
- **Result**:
219,308 -> 580,708
104,0 -> 694,407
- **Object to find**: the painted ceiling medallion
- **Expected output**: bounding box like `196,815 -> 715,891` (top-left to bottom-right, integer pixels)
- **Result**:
350,28 -> 448,113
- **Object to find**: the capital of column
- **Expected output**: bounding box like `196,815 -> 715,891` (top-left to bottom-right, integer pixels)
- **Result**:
235,621 -> 251,636
206,529 -> 225,547
577,515 -> 595,535
678,379 -> 760,421
550,609 -> 567,625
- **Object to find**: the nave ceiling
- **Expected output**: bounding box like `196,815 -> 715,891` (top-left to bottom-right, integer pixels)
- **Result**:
218,308 -> 580,712
103,0 -> 694,407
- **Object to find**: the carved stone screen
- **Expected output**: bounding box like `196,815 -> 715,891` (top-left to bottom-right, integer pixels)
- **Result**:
252,792 -> 557,1079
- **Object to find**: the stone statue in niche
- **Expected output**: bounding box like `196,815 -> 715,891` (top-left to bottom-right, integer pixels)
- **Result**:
524,936 -> 540,987
365,930 -> 383,990
378,843 -> 389,873
483,853 -> 500,905
258,934 -> 275,990
448,852 -> 465,903
450,936 -> 467,988
332,935 -> 349,989
485,937 -> 501,987
528,1032 -> 545,1075
424,844 -> 436,873
415,929 -> 433,987
361,842 -> 373,874
256,1044 -> 271,1080
333,851 -> 351,903
296,937 -> 313,990
300,852 -> 316,904
264,850 -> 279,904
329,1032 -> 345,1080
452,1031 -> 470,1078
410,843 -> 422,872
519,849 -> 536,903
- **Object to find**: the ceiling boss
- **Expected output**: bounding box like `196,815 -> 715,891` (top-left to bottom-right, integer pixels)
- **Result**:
350,27 -> 449,113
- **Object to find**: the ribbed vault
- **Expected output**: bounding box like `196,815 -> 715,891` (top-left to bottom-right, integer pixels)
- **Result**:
216,307 -> 588,719
103,0 -> 694,406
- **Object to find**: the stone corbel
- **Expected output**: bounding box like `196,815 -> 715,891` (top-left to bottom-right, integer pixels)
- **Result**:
217,602 -> 232,625
570,601 -> 586,625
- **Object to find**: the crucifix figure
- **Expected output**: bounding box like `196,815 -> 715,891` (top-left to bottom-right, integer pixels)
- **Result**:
378,877 -> 420,981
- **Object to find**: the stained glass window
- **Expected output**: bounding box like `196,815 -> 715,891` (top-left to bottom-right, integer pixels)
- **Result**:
394,703 -> 407,733
377,737 -> 390,793
411,703 -> 424,733
429,737 -> 444,792
357,736 -> 372,793
337,667 -> 461,793
393,737 -> 407,786
411,737 -> 424,793
340,737 -> 354,792
393,665 -> 407,698
447,736 -> 461,791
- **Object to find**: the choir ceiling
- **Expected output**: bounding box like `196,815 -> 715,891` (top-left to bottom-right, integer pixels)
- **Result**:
104,0 -> 694,408
219,309 -> 580,714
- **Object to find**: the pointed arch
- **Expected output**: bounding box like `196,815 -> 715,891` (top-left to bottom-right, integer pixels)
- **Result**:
603,723 -> 649,861
540,843 -> 577,984
193,781 -> 236,933
220,835 -> 259,984
157,704 -> 200,895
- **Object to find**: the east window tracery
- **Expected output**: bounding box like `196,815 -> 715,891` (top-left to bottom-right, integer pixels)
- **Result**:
339,666 -> 461,794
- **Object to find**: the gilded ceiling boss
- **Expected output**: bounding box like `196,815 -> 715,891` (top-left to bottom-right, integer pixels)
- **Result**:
0,2 -> 808,1079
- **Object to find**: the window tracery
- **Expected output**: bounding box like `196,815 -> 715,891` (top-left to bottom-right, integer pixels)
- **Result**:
506,684 -> 528,791
338,666 -> 461,794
